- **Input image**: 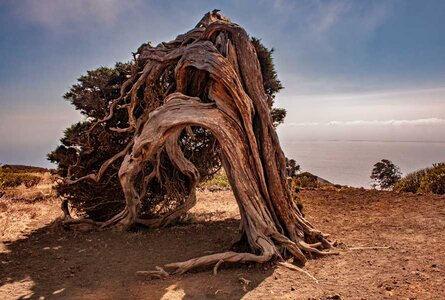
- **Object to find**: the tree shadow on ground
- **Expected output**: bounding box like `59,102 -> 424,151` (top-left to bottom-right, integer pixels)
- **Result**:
0,217 -> 274,299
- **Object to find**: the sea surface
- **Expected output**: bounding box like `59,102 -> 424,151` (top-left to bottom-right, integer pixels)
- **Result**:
280,140 -> 445,188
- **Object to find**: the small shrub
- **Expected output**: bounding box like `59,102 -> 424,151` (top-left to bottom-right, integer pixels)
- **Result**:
419,163 -> 445,195
0,168 -> 41,189
1,164 -> 48,173
288,177 -> 304,215
394,162 -> 445,195
393,168 -> 429,193
295,172 -> 319,189
0,174 -> 22,188
21,175 -> 42,188
199,169 -> 230,190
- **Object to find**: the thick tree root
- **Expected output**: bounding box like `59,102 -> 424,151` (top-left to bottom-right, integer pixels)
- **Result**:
163,238 -> 275,275
137,234 -> 337,277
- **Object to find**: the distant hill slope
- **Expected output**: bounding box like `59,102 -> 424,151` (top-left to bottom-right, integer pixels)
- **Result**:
316,176 -> 332,185
0,164 -> 49,173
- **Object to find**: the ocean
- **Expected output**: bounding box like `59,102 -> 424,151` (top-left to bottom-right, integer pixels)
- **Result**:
280,140 -> 445,188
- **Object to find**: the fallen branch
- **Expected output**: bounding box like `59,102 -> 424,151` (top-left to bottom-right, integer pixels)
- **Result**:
347,246 -> 391,251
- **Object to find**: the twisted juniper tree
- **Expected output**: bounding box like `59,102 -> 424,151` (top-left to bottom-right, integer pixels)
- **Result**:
51,10 -> 334,274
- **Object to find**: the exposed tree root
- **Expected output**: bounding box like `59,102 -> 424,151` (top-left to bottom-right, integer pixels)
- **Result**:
136,266 -> 169,280
213,259 -> 224,275
277,261 -> 319,284
164,238 -> 276,275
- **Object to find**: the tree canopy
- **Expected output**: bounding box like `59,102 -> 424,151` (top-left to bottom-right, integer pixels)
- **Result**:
370,159 -> 402,190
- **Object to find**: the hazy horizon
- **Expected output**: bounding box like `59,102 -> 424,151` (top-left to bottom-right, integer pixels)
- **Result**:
1,1 -> 445,170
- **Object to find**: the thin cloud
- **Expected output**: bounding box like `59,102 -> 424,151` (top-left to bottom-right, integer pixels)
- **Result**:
284,85 -> 445,99
304,1 -> 392,36
11,0 -> 141,29
286,118 -> 445,127
310,1 -> 351,34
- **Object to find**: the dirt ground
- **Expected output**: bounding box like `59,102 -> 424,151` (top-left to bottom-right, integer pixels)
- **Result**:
1,187 -> 444,299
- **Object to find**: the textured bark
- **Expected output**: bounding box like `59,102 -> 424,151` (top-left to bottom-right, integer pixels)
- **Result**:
63,10 -> 335,273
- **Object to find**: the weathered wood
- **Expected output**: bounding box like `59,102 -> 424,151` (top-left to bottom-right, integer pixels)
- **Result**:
63,10 -> 334,273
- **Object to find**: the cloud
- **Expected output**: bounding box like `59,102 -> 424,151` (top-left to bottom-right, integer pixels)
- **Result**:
314,86 -> 445,101
11,0 -> 141,29
286,118 -> 445,127
303,1 -> 392,36
359,1 -> 393,32
309,1 -> 351,34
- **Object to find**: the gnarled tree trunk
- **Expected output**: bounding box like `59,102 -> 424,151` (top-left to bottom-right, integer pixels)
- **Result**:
63,10 -> 335,274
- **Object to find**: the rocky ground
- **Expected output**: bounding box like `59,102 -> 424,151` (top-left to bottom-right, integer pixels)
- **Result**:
1,184 -> 444,299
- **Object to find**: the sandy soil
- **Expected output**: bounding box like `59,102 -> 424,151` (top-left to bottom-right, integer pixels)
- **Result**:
1,187 -> 444,299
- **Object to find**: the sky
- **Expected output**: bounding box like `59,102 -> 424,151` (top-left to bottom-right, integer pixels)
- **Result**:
0,0 -> 445,167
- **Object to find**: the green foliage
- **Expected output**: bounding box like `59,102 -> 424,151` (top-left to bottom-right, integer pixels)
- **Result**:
285,158 -> 300,177
0,168 -> 41,189
370,159 -> 401,190
289,177 -> 304,215
0,172 -> 21,189
393,169 -> 428,193
294,172 -> 319,189
251,37 -> 286,127
0,164 -> 48,174
271,108 -> 287,128
251,37 -> 283,99
63,63 -> 132,119
419,163 -> 445,194
393,162 -> 445,195
199,169 -> 230,190
22,175 -> 42,188
48,63 -> 133,220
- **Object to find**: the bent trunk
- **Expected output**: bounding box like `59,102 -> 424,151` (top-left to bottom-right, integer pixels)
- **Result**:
64,10 -> 335,273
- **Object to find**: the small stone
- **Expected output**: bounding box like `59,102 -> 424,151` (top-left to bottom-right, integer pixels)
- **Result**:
326,294 -> 341,300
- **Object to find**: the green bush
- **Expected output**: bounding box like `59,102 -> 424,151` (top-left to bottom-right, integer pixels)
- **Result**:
0,168 -> 41,189
419,163 -> 445,195
0,172 -> 22,188
0,165 -> 48,174
288,177 -> 304,215
393,168 -> 429,193
22,175 -> 42,188
294,172 -> 319,189
394,163 -> 445,195
199,169 -> 230,190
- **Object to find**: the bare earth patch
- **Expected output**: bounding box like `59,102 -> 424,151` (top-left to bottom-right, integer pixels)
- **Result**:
1,188 -> 444,299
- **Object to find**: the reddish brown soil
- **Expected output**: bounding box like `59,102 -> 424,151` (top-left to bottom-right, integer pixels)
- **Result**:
1,188 -> 444,299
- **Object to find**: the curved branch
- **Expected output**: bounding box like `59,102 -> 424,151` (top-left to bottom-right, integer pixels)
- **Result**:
65,140 -> 133,184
